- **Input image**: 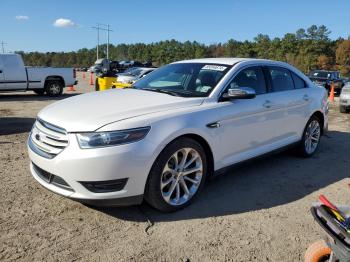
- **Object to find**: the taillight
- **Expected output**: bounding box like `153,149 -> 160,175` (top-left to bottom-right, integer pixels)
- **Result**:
73,68 -> 76,78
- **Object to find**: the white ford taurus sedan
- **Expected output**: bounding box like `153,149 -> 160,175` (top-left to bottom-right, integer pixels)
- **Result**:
28,58 -> 328,212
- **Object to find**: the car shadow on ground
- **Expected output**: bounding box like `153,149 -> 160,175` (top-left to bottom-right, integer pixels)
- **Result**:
0,117 -> 36,136
95,130 -> 350,222
0,93 -> 81,102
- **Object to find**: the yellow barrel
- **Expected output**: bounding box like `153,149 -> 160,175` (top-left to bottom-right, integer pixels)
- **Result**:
96,76 -> 117,91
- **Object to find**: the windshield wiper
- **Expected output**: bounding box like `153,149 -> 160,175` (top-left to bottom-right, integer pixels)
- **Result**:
140,88 -> 181,97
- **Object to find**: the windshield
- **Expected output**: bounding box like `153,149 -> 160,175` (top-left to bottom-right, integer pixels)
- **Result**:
133,63 -> 231,97
128,68 -> 143,76
310,71 -> 331,78
123,68 -> 134,73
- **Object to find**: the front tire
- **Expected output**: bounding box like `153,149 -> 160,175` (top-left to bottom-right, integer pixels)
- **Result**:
45,81 -> 63,96
144,137 -> 207,212
297,115 -> 322,157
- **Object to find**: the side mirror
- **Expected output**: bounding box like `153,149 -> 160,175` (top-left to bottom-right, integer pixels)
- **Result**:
222,87 -> 256,100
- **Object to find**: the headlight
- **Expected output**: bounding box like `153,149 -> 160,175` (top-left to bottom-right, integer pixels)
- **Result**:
76,127 -> 151,149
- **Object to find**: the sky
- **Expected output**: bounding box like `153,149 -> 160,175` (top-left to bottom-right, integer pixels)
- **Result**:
1,0 -> 349,53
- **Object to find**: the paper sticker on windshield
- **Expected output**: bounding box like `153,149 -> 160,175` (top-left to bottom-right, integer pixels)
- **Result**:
202,65 -> 227,71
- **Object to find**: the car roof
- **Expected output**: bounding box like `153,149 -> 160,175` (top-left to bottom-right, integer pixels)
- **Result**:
173,58 -> 251,65
173,57 -> 294,66
310,70 -> 339,73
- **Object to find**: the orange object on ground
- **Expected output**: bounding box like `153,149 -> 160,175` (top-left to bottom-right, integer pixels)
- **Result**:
329,83 -> 335,102
90,73 -> 94,86
319,195 -> 338,211
67,86 -> 76,92
304,240 -> 331,262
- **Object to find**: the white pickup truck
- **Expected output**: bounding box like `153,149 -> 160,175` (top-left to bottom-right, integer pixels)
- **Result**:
0,54 -> 77,96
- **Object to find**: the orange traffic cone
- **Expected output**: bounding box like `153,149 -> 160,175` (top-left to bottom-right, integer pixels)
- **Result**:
67,85 -> 76,92
90,72 -> 94,86
329,83 -> 335,102
82,72 -> 86,79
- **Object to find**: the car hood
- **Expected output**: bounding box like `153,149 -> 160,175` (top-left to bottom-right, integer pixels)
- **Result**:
309,77 -> 328,82
117,74 -> 137,82
38,89 -> 204,132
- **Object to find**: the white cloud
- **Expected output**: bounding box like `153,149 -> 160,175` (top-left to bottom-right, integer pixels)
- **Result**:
53,18 -> 75,28
15,15 -> 29,20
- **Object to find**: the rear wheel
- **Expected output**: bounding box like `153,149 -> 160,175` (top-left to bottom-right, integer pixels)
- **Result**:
297,115 -> 322,157
305,240 -> 331,262
144,137 -> 207,212
45,81 -> 63,96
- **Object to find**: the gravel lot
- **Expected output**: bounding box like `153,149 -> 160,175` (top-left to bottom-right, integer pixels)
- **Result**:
1,73 -> 350,261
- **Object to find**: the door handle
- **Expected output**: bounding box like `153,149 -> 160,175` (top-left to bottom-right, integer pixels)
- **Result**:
0,70 -> 2,74
263,100 -> 273,108
303,95 -> 309,101
206,121 -> 220,128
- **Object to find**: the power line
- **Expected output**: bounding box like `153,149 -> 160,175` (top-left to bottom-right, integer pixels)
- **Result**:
97,23 -> 113,60
92,24 -> 113,60
0,41 -> 6,53
92,25 -> 101,60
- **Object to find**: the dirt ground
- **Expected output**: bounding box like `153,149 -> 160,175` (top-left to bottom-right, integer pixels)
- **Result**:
1,73 -> 349,261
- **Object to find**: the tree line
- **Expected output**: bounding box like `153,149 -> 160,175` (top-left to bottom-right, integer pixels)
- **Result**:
16,25 -> 350,76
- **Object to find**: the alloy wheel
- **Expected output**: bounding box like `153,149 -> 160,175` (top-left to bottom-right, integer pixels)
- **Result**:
304,120 -> 321,154
160,148 -> 203,206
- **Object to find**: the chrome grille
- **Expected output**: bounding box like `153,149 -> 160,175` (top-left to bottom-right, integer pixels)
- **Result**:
30,119 -> 68,158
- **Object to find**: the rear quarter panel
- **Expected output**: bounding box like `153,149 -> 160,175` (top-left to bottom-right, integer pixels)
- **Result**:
26,67 -> 75,89
307,85 -> 328,131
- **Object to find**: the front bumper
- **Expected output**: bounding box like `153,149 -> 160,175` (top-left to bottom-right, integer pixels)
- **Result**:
340,95 -> 350,107
28,133 -> 156,206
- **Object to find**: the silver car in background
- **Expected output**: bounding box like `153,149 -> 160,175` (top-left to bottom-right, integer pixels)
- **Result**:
340,83 -> 350,113
116,67 -> 156,84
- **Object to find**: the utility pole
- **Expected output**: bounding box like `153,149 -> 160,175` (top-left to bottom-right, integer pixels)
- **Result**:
92,25 -> 101,60
92,24 -> 113,60
107,24 -> 110,59
0,41 -> 6,53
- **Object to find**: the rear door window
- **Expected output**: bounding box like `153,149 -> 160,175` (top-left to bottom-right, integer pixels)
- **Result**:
291,72 -> 307,89
268,67 -> 295,92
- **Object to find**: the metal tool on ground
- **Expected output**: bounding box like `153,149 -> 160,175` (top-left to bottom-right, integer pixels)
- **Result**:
305,188 -> 350,262
319,194 -> 345,221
